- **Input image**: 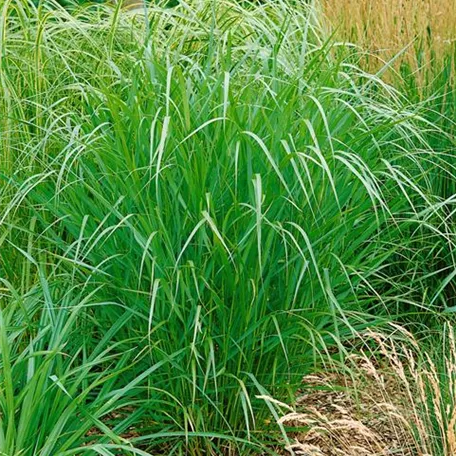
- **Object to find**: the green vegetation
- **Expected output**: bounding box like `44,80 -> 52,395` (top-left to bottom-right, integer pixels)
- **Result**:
0,0 -> 454,454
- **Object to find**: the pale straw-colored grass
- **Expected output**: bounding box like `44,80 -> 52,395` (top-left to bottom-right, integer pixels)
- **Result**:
320,0 -> 456,74
278,324 -> 456,455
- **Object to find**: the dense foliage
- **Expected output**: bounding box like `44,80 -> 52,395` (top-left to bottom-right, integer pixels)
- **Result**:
0,0 -> 454,454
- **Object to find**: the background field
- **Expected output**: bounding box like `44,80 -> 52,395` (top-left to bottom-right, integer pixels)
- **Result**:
323,0 -> 455,68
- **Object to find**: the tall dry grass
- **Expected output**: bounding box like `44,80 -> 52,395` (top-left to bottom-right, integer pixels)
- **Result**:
321,0 -> 456,74
279,325 -> 456,455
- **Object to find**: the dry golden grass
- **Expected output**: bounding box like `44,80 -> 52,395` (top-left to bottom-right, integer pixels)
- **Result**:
320,0 -> 456,73
278,325 -> 456,456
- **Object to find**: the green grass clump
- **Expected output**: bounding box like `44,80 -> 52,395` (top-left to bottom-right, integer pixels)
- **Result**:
0,0 -> 455,454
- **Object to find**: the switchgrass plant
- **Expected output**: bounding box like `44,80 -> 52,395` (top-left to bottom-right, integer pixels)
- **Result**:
0,278 -> 155,455
0,0 -> 455,454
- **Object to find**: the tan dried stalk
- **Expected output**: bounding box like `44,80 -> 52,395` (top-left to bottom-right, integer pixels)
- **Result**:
278,324 -> 456,456
320,0 -> 456,75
